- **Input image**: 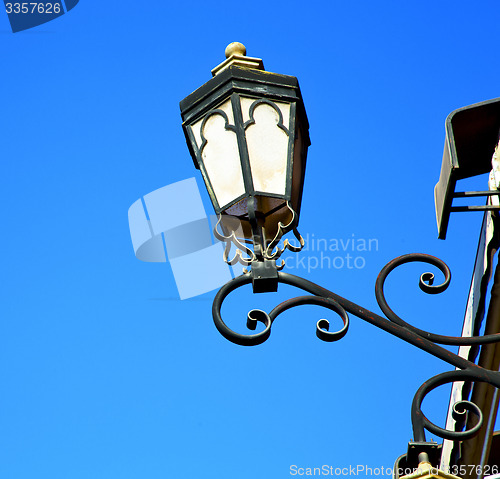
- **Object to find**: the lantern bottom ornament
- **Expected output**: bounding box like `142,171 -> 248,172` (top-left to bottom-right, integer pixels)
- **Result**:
213,200 -> 304,267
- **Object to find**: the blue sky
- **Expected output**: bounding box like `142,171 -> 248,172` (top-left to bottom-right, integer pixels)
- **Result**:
1,1 -> 499,478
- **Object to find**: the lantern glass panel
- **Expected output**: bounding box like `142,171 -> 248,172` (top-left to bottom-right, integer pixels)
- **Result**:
240,97 -> 291,196
190,98 -> 245,209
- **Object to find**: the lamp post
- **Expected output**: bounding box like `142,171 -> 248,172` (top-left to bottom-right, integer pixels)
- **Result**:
180,43 -> 500,478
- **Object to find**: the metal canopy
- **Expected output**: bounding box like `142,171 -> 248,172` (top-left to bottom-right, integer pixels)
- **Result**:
434,97 -> 500,239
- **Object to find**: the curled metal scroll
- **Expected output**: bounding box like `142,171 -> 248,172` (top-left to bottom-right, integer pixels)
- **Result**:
213,215 -> 256,266
411,369 -> 488,442
264,202 -> 305,261
212,274 -> 349,346
213,273 -> 268,346
375,253 -> 500,346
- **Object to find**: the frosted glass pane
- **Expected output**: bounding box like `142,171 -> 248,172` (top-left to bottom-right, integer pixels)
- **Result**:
240,97 -> 290,130
244,100 -> 290,195
200,111 -> 245,208
191,98 -> 235,150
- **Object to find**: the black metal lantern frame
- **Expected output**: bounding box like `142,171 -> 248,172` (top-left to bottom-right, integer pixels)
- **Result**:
180,65 -> 310,271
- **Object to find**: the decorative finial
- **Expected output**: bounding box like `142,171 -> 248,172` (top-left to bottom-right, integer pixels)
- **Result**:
211,42 -> 264,76
225,42 -> 246,58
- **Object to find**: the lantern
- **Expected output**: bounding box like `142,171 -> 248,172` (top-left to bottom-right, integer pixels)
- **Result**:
180,42 -> 310,268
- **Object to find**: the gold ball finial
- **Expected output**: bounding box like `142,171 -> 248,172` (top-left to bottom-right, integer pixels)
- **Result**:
212,42 -> 263,76
225,42 -> 246,58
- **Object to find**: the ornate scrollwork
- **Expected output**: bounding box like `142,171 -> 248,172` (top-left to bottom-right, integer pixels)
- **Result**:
213,215 -> 256,266
212,273 -> 348,346
213,201 -> 305,267
411,370 -> 487,442
264,203 -> 305,261
375,253 -> 500,346
212,252 -> 500,447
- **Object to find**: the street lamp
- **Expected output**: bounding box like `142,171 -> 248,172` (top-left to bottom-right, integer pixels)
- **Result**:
180,42 -> 309,292
180,43 -> 500,478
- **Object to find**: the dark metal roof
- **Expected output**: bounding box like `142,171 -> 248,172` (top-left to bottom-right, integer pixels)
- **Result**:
435,97 -> 500,239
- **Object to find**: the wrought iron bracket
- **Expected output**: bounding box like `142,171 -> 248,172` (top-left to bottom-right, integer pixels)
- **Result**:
212,253 -> 500,461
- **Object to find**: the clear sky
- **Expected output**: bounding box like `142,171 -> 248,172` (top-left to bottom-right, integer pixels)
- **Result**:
1,1 -> 499,478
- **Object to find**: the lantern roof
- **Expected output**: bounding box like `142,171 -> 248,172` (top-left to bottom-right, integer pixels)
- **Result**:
180,65 -> 308,124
